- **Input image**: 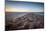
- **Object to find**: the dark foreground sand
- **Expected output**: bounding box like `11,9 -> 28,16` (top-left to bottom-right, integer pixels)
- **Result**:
5,12 -> 44,30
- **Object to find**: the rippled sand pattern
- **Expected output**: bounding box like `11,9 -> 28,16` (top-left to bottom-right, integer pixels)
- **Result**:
5,13 -> 44,30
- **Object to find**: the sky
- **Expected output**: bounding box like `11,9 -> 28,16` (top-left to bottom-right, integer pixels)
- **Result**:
5,0 -> 44,12
8,0 -> 44,3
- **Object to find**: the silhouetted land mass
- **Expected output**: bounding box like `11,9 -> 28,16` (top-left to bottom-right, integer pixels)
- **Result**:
5,12 -> 44,30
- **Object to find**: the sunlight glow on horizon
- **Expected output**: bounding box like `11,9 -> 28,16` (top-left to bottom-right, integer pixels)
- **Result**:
6,7 -> 43,12
6,7 -> 32,12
